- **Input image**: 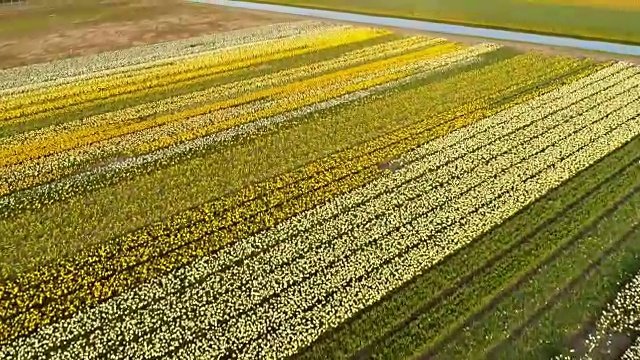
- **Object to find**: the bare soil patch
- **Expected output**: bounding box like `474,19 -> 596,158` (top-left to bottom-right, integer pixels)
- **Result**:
0,0 -> 300,68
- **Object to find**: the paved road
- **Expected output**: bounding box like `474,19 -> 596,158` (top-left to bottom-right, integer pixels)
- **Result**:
191,0 -> 640,57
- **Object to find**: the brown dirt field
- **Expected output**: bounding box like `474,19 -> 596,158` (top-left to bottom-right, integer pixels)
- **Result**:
0,0 -> 300,68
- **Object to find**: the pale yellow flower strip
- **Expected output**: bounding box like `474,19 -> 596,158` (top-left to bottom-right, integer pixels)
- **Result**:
0,21 -> 335,93
0,26 -> 390,122
0,23 -> 343,97
0,35 -> 443,149
0,42 -> 462,169
0,44 -> 493,199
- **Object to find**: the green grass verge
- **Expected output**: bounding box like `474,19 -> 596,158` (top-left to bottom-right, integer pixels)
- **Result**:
292,133 -> 640,360
481,194 -> 640,360
241,0 -> 640,46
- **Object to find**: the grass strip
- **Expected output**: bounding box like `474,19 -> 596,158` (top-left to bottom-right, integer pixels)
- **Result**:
481,200 -> 640,360
292,132 -> 640,360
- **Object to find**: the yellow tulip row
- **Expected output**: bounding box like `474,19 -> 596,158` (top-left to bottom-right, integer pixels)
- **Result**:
0,26 -> 390,122
0,21 -> 337,94
0,42 -> 462,169
2,33 -> 436,130
0,34 -> 442,151
133,43 -> 464,155
0,57 -> 601,346
0,25 -> 375,108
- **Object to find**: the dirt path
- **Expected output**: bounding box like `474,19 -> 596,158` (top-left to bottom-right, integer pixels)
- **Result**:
0,0 -> 300,68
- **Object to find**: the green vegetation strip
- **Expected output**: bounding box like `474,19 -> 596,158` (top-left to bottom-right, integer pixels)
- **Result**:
243,0 -> 640,46
479,195 -> 640,360
293,125 -> 640,360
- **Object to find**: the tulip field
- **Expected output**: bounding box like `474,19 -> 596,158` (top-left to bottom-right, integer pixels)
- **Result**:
1,20 -> 640,359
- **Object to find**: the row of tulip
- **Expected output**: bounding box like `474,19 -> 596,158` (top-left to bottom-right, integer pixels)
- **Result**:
299,120 -> 640,360
0,21 -> 337,94
0,34 -> 441,152
0,28 -> 392,131
1,59 -> 637,356
0,48 -> 586,345
0,26 -> 390,123
0,39 -> 465,194
573,267 -> 640,359
0,41 -> 462,167
0,42 -> 489,216
0,24 -> 377,112
0,47 -> 586,299
0,47 -> 578,199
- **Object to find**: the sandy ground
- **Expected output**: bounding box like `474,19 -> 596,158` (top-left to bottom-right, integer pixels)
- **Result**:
0,0 -> 300,68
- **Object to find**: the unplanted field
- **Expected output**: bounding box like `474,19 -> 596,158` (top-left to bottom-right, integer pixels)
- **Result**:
0,20 -> 639,359
0,0 -> 298,68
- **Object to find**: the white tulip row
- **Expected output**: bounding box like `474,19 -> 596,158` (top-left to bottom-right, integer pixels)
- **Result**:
0,21 -> 336,93
4,62 -> 639,359
0,43 -> 495,209
151,85 -> 640,360
574,268 -> 640,360
394,61 -> 635,165
621,337 -> 640,360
